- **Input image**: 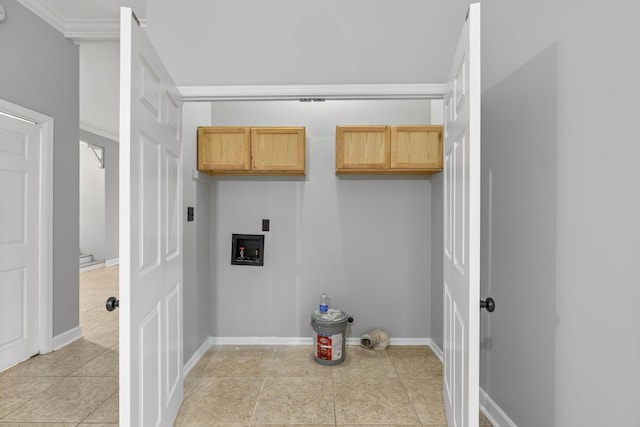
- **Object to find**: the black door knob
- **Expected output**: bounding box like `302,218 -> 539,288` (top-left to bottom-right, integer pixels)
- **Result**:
480,297 -> 495,312
105,296 -> 119,311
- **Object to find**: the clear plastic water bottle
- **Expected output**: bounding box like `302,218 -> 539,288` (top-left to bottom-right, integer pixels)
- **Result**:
319,293 -> 330,313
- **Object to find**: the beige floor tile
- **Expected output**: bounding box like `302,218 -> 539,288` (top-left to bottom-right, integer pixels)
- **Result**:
80,290 -> 118,312
185,349 -> 221,378
1,376 -> 117,423
401,377 -> 447,425
79,291 -> 108,314
80,265 -> 119,283
333,377 -> 421,425
82,324 -> 119,348
70,348 -> 118,377
175,377 -> 263,425
391,356 -> 443,379
268,346 -> 332,378
79,310 -> 117,331
331,347 -> 397,380
345,345 -> 394,360
1,339 -> 109,378
82,390 -> 118,424
53,338 -> 111,361
252,377 -> 334,425
0,267 -> 460,427
480,410 -> 493,425
183,377 -> 211,399
251,425 -> 330,427
387,345 -> 438,359
77,424 -> 119,427
174,423 -> 248,427
338,425 -> 433,427
0,376 -> 62,419
202,349 -> 274,378
0,423 -> 78,426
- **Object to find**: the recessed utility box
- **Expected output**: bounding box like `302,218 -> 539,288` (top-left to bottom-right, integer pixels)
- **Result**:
231,234 -> 264,266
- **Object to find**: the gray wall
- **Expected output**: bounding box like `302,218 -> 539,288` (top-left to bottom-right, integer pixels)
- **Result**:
0,0 -> 80,336
481,45 -> 558,425
429,174 -> 443,351
79,130 -> 119,263
79,44 -> 120,140
479,0 -> 640,425
182,103 -> 213,362
207,100 -> 434,339
79,144 -> 105,260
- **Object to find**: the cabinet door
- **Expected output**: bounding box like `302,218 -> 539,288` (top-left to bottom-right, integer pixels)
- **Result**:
251,127 -> 305,174
336,126 -> 390,172
197,126 -> 251,171
390,125 -> 443,170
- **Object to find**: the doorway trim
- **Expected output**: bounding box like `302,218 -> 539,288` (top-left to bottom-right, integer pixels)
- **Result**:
179,83 -> 446,101
0,98 -> 54,355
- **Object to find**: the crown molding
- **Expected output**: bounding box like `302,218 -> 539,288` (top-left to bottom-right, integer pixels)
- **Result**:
179,83 -> 447,101
64,19 -> 121,43
80,123 -> 119,142
17,0 -> 147,43
17,0 -> 65,32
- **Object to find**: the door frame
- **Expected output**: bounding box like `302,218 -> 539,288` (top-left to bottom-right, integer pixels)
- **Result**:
180,83 -> 446,102
0,98 -> 54,355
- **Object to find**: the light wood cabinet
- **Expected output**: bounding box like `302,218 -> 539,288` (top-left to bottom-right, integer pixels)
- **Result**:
335,126 -> 390,171
390,125 -> 443,171
336,125 -> 443,174
198,126 -> 251,171
198,126 -> 305,175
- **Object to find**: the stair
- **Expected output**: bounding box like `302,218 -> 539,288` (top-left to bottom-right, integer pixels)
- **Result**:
79,254 -> 105,272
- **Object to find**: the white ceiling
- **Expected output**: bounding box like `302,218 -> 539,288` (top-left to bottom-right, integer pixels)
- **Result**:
18,0 -> 470,86
144,0 -> 470,87
17,0 -> 471,140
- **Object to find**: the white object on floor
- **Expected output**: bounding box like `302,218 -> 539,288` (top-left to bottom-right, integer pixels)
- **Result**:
360,329 -> 390,350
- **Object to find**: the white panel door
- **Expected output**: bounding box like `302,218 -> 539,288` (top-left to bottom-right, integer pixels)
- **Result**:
443,4 -> 481,427
0,113 -> 40,371
119,7 -> 184,426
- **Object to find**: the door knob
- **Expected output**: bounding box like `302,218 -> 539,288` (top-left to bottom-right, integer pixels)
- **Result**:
480,297 -> 495,312
105,296 -> 119,311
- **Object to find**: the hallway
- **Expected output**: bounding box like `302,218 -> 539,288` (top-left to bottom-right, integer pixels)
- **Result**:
0,266 -> 492,426
0,266 -> 119,425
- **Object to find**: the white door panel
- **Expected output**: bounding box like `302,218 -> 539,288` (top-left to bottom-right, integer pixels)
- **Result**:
0,113 -> 40,371
119,7 -> 184,426
443,4 -> 481,427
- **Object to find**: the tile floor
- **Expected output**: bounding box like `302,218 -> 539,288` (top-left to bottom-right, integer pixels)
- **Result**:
0,265 -> 120,426
0,266 -> 492,426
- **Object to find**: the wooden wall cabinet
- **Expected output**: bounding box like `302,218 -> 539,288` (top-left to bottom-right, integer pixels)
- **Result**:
198,126 -> 305,175
336,125 -> 443,174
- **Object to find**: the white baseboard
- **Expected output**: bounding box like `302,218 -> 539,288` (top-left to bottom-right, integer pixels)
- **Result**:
52,326 -> 82,351
183,336 -> 438,382
209,336 -> 312,346
388,337 -> 431,346
427,339 -> 444,361
423,342 -> 511,426
105,258 -> 119,267
480,387 -> 518,427
183,338 -> 212,377
208,336 -> 431,347
79,262 -> 105,273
